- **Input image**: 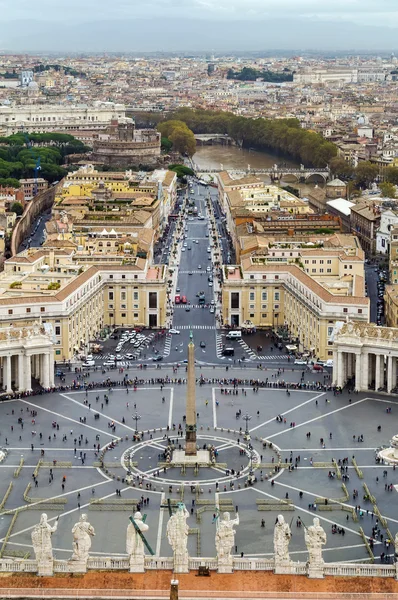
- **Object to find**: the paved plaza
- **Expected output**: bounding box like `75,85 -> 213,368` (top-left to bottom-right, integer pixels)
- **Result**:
0,365 -> 397,565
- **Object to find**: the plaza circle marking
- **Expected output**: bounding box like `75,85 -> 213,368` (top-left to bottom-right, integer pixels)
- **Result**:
118,434 -> 282,487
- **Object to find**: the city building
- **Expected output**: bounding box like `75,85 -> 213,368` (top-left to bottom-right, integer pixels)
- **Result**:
0,248 -> 167,361
0,102 -> 126,135
19,178 -> 49,201
350,201 -> 381,255
221,235 -> 368,360
376,208 -> 398,254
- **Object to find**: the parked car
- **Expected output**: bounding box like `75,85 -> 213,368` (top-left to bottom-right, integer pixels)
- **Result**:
294,359 -> 308,365
169,329 -> 181,334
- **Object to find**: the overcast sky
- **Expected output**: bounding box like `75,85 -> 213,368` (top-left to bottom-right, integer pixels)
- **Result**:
2,0 -> 398,52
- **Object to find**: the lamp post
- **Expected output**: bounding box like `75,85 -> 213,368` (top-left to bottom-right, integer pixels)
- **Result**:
242,412 -> 252,443
133,412 -> 141,435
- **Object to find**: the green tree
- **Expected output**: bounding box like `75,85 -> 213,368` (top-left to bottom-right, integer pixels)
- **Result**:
10,202 -> 23,216
329,156 -> 354,179
161,137 -> 173,152
379,181 -> 396,198
385,166 -> 398,185
354,161 -> 379,188
169,127 -> 196,157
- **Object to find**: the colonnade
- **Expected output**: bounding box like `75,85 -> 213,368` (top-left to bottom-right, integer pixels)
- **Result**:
334,349 -> 398,393
0,351 -> 54,393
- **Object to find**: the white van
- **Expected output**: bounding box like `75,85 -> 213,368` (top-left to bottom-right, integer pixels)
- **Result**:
226,330 -> 242,340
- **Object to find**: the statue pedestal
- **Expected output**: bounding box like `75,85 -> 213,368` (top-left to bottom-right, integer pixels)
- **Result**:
37,560 -> 54,576
307,563 -> 325,579
129,555 -> 145,573
173,553 -> 189,573
274,561 -> 294,575
68,559 -> 87,574
217,559 -> 233,573
171,449 -> 210,466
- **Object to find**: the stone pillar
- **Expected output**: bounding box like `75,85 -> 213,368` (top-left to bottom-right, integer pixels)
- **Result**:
5,355 -> 12,394
375,354 -> 381,391
387,355 -> 394,394
25,355 -> 32,393
346,353 -> 352,378
337,351 -> 344,388
41,353 -> 50,388
355,353 -> 362,392
18,353 -> 25,392
361,352 -> 369,392
49,350 -> 55,388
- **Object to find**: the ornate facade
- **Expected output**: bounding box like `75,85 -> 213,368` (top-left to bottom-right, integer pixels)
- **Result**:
0,323 -> 54,393
332,321 -> 398,392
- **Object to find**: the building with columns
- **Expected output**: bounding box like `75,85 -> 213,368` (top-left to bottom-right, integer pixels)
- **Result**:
332,321 -> 398,393
0,323 -> 54,394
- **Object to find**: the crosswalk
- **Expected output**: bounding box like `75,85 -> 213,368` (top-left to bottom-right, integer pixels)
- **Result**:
176,325 -> 216,330
216,333 -> 223,358
174,304 -> 208,309
179,270 -> 211,274
257,355 -> 290,360
163,337 -> 172,357
238,339 -> 257,359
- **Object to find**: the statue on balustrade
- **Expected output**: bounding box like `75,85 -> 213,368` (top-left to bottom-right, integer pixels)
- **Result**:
71,514 -> 95,563
126,511 -> 149,572
305,517 -> 327,566
215,511 -> 239,571
167,502 -> 189,572
273,514 -> 291,565
31,513 -> 58,563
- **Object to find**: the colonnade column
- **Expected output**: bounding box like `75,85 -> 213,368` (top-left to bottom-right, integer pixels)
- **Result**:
5,355 -> 12,394
361,352 -> 369,392
337,351 -> 344,388
49,350 -> 55,388
25,355 -> 32,393
41,354 -> 50,389
375,354 -> 383,391
393,357 -> 397,392
354,352 -> 362,391
18,354 -> 25,392
387,355 -> 396,394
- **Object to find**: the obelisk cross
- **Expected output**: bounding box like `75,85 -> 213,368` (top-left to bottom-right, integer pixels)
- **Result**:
185,329 -> 197,455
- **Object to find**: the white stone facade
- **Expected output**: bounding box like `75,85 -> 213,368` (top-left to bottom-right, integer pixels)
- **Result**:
333,321 -> 398,393
0,323 -> 54,393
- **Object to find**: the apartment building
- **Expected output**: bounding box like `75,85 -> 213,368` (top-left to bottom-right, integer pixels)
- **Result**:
0,248 -> 167,361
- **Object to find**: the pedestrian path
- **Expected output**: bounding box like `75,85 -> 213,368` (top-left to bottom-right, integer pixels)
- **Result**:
257,355 -> 290,361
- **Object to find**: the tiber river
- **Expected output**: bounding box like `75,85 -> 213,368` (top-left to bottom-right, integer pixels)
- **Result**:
193,145 -> 299,172
192,145 -> 324,190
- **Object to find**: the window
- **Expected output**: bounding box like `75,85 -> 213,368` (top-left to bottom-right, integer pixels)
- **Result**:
327,268 -> 332,273
358,309 -> 362,314
121,313 -> 126,318
327,326 -> 334,337
122,275 -> 126,279
320,268 -> 324,273
262,292 -> 267,301
121,291 -> 126,301
275,275 -> 279,280
262,313 -> 267,318
250,275 -> 254,280
327,260 -> 332,264
231,293 -> 239,309
249,304 -> 255,309
304,260 -> 309,264
262,275 -> 267,280
8,309 -> 13,315
343,308 -> 348,313
109,274 -> 113,279
344,265 -> 347,269
249,292 -> 255,301
312,259 -> 316,264
56,350 -> 61,356
274,304 -> 279,309
121,304 -> 126,309
26,308 -> 31,313
274,292 -> 280,301
133,291 -> 138,300
109,313 -> 114,318
134,313 -> 139,318
55,326 -> 61,336
320,260 -> 324,264
40,307 -> 45,313
250,313 -> 254,318
109,291 -> 114,300
312,268 -> 316,273
148,292 -> 157,309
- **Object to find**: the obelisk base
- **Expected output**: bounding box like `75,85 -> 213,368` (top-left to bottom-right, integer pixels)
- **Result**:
171,449 -> 211,465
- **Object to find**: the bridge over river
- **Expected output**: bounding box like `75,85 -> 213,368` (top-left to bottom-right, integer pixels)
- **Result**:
193,163 -> 330,183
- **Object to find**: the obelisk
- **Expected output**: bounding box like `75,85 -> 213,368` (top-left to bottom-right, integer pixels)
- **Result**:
185,331 -> 197,456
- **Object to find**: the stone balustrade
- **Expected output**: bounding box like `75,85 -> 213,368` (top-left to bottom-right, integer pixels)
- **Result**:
0,555 -> 397,579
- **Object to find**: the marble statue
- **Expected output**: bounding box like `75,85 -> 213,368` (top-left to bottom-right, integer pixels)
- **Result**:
71,514 -> 95,563
31,514 -> 58,575
216,511 -> 239,573
305,518 -> 327,566
126,511 -> 149,572
166,502 -> 189,573
273,514 -> 291,566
